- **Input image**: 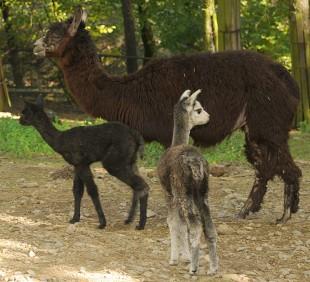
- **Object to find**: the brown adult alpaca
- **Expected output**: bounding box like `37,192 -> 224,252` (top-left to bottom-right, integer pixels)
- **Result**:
33,7 -> 301,223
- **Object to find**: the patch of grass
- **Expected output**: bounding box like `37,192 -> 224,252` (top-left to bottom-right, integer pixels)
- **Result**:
298,121 -> 310,133
202,131 -> 245,164
289,131 -> 310,161
1,118 -> 310,165
0,118 -> 81,157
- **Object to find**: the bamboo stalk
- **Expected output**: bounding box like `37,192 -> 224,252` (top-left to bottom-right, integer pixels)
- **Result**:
0,55 -> 11,111
217,0 -> 241,51
289,0 -> 310,124
204,0 -> 218,52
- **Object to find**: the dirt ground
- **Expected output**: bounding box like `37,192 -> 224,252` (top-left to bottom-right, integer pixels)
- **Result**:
0,154 -> 309,282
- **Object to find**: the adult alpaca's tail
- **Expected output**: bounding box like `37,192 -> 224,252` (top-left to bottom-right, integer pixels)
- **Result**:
271,63 -> 300,102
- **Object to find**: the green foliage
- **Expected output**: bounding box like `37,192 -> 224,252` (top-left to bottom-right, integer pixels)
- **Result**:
240,0 -> 291,67
142,141 -> 164,167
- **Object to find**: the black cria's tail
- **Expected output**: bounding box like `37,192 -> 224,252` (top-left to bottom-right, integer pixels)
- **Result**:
132,130 -> 145,159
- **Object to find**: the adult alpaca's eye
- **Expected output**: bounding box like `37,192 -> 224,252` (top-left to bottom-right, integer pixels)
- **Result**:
196,109 -> 202,114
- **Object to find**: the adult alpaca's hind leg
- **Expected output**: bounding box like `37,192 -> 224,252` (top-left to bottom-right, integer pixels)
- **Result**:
239,138 -> 301,223
238,139 -> 276,219
276,144 -> 301,223
107,164 -> 149,230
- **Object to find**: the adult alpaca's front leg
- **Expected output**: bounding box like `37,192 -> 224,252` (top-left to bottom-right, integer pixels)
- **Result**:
70,172 -> 85,224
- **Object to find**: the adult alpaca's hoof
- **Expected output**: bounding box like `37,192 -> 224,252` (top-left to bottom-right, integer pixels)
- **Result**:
69,217 -> 80,224
98,223 -> 106,229
135,225 -> 145,230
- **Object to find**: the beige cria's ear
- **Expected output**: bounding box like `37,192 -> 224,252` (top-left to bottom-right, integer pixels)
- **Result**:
68,7 -> 87,37
179,89 -> 191,101
189,89 -> 202,104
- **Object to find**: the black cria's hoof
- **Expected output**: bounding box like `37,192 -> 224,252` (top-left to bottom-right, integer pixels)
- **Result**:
98,223 -> 106,229
135,225 -> 145,230
236,211 -> 247,219
69,218 -> 80,224
124,218 -> 133,225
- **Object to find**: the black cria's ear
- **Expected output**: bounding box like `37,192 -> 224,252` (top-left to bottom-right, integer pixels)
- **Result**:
35,95 -> 44,108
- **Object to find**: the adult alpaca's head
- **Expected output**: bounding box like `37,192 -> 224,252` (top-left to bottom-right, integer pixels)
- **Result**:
33,7 -> 89,59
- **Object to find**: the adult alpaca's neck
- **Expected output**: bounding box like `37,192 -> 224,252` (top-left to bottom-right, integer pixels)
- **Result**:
33,114 -> 61,151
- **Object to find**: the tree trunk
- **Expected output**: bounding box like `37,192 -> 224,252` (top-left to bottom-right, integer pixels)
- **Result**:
121,0 -> 138,73
289,0 -> 310,124
137,0 -> 156,65
0,56 -> 11,111
217,0 -> 241,51
1,0 -> 24,87
204,0 -> 218,52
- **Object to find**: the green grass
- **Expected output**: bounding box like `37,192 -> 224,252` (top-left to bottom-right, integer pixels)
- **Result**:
1,118 -> 310,166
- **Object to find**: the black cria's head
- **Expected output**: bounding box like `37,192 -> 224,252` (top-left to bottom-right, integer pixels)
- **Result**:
33,6 -> 88,58
19,96 -> 45,126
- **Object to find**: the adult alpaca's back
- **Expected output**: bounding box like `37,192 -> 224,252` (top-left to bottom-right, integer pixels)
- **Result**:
33,7 -> 301,223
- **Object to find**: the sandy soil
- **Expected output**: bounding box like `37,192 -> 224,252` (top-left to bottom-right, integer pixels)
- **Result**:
0,155 -> 309,282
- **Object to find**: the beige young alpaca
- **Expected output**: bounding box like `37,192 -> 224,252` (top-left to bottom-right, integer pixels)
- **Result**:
157,89 -> 218,275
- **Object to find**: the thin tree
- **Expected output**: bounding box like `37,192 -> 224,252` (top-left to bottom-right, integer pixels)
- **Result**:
204,0 -> 218,52
121,0 -> 138,73
289,0 -> 310,123
0,54 -> 11,111
217,0 -> 241,51
137,0 -> 156,65
0,0 -> 24,87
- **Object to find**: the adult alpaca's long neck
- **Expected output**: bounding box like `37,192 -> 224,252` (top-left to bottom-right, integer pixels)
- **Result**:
33,114 -> 61,151
58,35 -> 139,122
55,32 -> 174,146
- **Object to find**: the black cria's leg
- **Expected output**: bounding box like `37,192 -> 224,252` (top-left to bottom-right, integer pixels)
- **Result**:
77,165 -> 106,229
69,172 -> 85,224
107,165 -> 149,230
238,138 -> 276,219
124,192 -> 139,225
137,193 -> 149,230
276,145 -> 302,224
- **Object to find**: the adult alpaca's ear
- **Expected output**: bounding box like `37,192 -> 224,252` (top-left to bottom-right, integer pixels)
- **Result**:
68,7 -> 87,37
36,95 -> 44,108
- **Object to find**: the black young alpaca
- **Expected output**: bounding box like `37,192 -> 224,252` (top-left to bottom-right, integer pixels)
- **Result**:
19,97 -> 149,230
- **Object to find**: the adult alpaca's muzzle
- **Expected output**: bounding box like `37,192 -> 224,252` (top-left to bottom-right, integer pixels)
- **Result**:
33,38 -> 46,57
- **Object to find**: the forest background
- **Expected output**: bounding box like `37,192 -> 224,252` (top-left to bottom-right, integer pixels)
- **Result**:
0,1 -> 309,164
